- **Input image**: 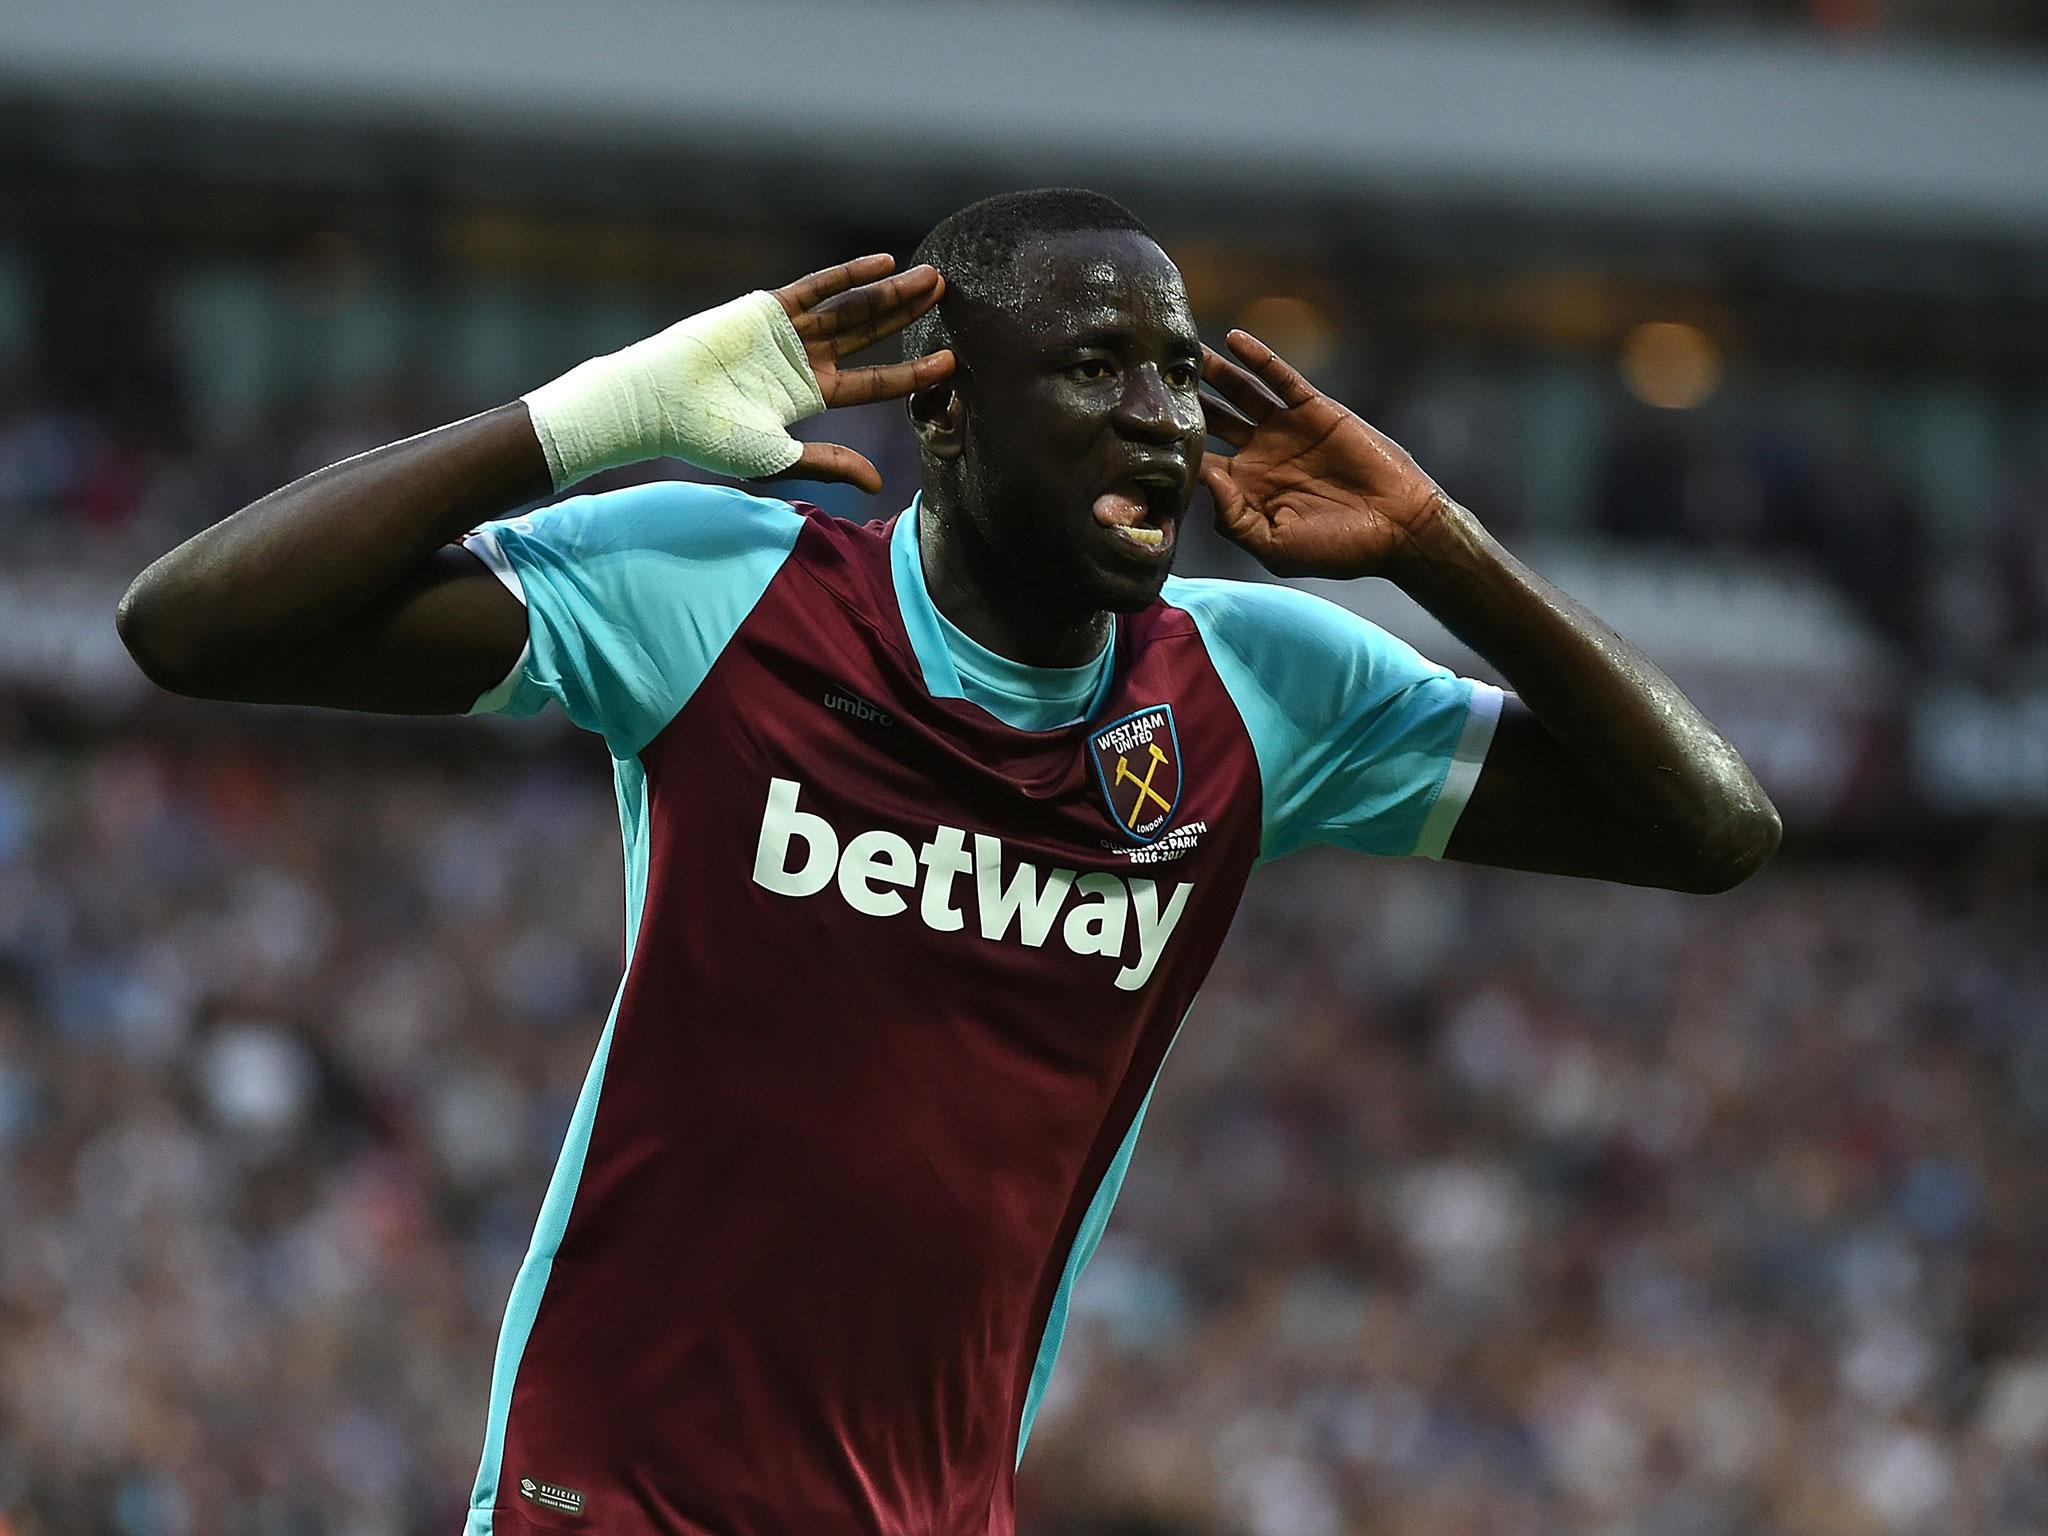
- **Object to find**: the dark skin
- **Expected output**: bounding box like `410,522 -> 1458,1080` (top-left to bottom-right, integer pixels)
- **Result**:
115,255 -> 953,711
1196,326 -> 1780,889
118,239 -> 1779,892
911,230 -> 1778,891
913,230 -> 1207,665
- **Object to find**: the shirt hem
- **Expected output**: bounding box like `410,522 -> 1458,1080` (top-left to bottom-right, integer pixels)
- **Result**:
461,528 -> 532,715
1413,682 -> 1504,859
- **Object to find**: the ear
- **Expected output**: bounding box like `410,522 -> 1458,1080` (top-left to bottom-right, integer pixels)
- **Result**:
908,377 -> 966,461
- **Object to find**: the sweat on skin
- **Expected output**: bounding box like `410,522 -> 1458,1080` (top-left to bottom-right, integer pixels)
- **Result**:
751,777 -> 1192,990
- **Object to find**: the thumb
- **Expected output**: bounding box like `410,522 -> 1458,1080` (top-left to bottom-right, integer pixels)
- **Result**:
775,441 -> 884,495
1201,456 -> 1264,550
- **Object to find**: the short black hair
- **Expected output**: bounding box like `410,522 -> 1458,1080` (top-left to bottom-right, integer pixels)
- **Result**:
902,187 -> 1154,367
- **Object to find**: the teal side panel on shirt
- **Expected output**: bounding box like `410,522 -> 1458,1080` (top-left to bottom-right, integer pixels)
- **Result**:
1016,1061 -> 1173,1466
613,755 -> 654,959
465,757 -> 652,1535
474,481 -> 805,758
1165,576 -> 1486,864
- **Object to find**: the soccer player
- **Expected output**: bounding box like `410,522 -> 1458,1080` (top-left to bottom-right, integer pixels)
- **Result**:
117,189 -> 1779,1536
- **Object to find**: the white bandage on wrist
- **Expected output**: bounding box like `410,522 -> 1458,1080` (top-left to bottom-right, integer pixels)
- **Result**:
519,290 -> 826,491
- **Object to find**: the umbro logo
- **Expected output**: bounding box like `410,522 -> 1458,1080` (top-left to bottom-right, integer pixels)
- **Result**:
519,1476 -> 585,1516
822,688 -> 893,727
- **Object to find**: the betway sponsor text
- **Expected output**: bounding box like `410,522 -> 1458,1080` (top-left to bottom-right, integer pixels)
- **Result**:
751,778 -> 1192,991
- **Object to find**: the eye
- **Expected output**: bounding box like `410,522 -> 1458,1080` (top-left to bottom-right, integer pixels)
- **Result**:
1068,358 -> 1115,381
1164,362 -> 1200,389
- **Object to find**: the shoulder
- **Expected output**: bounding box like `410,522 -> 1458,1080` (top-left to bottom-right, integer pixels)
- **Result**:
481,480 -> 809,567
1164,572 -> 1359,631
1161,574 -> 1429,679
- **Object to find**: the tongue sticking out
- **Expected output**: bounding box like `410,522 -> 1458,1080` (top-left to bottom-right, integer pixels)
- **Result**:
1093,490 -> 1149,528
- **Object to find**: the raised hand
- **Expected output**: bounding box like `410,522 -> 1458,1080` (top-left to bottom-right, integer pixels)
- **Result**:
771,255 -> 955,493
1199,330 -> 1446,580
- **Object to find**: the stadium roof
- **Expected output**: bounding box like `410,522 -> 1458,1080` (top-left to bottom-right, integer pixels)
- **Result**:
2,0 -> 2045,242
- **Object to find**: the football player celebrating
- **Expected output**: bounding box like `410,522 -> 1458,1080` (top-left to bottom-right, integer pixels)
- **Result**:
118,189 -> 1778,1536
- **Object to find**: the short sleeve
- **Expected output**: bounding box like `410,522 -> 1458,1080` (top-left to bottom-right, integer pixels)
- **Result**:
1167,577 -> 1503,864
460,480 -> 805,757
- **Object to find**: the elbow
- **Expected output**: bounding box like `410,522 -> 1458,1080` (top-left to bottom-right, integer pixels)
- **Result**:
1675,798 -> 1784,894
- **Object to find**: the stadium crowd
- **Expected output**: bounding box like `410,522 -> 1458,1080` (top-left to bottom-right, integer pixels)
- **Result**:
1,364 -> 2044,675
0,727 -> 2042,1536
1,307 -> 2045,1534
2,0 -> 2043,1524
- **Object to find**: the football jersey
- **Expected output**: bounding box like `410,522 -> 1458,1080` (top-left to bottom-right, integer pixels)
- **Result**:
456,482 -> 1501,1536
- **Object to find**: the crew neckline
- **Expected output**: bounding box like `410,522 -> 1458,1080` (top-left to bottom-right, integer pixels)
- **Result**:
888,494 -> 1117,732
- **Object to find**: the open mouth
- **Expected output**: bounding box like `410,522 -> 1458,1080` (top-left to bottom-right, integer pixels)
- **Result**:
1093,472 -> 1184,561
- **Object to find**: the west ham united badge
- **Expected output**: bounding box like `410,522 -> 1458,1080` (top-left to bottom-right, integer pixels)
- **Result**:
1090,705 -> 1183,844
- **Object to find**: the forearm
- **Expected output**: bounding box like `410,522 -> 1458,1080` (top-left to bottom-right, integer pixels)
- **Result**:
117,403 -> 549,687
1393,495 -> 1781,881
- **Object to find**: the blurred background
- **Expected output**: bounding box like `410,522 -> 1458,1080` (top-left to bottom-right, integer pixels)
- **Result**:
1,0 -> 2046,1532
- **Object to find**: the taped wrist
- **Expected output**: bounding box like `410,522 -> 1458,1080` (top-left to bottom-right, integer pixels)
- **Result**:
520,290 -> 826,490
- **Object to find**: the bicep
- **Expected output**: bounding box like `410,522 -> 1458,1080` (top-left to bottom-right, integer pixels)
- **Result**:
183,545 -> 529,714
1444,695 -> 1698,887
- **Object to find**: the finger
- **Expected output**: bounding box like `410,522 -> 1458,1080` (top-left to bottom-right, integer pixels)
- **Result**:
813,270 -> 945,356
1225,329 -> 1317,408
803,265 -> 941,341
776,442 -> 883,495
1200,456 -> 1266,550
823,350 -> 955,407
773,253 -> 896,318
1200,391 -> 1256,450
1201,343 -> 1283,423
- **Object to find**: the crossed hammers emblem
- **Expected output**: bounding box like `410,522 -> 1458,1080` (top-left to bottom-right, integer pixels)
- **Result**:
1113,742 -> 1173,828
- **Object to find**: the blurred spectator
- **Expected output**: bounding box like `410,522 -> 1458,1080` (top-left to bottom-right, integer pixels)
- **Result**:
0,216 -> 2043,1531
3,356 -> 2042,673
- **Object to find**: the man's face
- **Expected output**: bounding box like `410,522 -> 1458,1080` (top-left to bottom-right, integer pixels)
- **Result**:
946,229 -> 1206,614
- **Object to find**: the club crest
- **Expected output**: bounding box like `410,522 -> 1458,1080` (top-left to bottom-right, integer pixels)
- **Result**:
1089,706 -> 1183,844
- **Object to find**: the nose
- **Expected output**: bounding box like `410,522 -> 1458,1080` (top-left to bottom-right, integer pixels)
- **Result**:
1111,363 -> 1192,446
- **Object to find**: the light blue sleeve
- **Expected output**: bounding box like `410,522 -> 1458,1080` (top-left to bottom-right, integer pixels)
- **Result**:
1167,577 -> 1503,864
460,480 -> 805,758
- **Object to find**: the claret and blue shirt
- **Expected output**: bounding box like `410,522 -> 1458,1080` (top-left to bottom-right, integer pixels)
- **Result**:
456,481 -> 1500,1536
